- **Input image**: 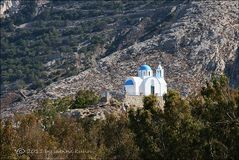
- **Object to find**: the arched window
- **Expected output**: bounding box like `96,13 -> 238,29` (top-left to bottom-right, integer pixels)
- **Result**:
156,70 -> 162,78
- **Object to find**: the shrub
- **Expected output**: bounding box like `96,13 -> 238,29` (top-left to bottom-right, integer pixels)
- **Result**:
71,90 -> 100,109
143,95 -> 158,110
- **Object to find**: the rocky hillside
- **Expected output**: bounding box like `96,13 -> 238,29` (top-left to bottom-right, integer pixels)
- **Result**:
1,0 -> 238,117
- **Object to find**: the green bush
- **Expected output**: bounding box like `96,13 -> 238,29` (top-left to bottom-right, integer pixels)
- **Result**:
71,90 -> 100,109
143,95 -> 158,110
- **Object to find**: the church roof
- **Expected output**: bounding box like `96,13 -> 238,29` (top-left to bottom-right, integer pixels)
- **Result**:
139,64 -> 152,71
125,79 -> 134,85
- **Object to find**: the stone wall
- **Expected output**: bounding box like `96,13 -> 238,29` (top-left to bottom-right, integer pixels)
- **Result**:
123,95 -> 164,110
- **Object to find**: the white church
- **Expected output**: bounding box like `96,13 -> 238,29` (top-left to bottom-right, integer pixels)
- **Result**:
124,63 -> 167,97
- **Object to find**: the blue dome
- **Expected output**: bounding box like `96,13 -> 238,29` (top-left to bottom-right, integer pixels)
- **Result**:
125,80 -> 134,85
139,64 -> 152,71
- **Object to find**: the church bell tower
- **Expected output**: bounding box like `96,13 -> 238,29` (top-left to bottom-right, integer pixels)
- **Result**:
156,62 -> 164,78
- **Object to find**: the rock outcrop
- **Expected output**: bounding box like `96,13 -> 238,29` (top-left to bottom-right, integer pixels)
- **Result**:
0,0 -> 21,18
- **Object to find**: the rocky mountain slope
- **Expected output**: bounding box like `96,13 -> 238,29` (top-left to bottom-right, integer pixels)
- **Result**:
1,0 -> 238,118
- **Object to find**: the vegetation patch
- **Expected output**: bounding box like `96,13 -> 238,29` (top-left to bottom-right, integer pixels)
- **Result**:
1,76 -> 238,159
